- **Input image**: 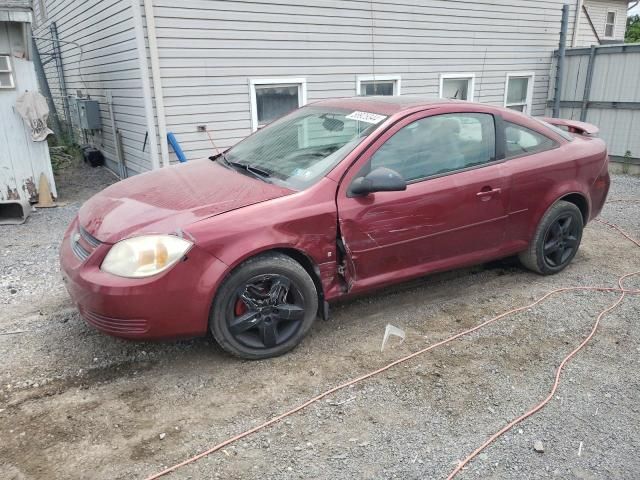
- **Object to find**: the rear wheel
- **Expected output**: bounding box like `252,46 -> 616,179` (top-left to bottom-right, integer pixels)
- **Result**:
210,253 -> 318,360
519,200 -> 583,275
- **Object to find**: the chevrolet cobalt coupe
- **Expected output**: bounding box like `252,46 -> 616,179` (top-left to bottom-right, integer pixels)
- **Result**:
61,97 -> 610,359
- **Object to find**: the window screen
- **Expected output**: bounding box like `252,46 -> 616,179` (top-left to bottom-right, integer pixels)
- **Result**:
442,78 -> 472,100
504,122 -> 556,159
506,77 -> 530,112
255,85 -> 300,127
605,11 -> 616,37
0,55 -> 15,89
360,80 -> 396,96
368,113 -> 496,182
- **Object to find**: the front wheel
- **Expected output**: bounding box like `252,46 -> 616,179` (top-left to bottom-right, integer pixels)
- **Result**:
210,253 -> 318,360
519,200 -> 584,275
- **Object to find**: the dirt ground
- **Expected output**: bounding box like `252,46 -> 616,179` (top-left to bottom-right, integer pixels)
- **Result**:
1,162 -> 639,480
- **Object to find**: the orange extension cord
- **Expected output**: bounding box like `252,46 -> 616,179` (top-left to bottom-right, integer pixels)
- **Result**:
144,219 -> 639,480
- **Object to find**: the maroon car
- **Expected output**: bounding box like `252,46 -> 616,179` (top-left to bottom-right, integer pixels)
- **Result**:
60,97 -> 610,359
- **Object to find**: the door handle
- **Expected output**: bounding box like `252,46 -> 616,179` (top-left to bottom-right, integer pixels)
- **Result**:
476,187 -> 501,200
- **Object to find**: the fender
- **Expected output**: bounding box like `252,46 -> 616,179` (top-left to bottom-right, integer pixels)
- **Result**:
185,177 -> 342,302
528,185 -> 591,240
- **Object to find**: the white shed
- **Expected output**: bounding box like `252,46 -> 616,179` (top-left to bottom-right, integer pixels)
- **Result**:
0,0 -> 56,204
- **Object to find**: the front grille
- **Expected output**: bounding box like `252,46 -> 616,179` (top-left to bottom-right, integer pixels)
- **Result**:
80,307 -> 149,335
71,225 -> 102,261
71,239 -> 90,260
80,226 -> 101,247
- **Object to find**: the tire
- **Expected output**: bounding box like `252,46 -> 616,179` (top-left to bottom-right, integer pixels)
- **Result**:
519,200 -> 584,275
210,253 -> 318,360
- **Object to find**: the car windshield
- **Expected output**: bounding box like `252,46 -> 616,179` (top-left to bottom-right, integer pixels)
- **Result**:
223,106 -> 386,190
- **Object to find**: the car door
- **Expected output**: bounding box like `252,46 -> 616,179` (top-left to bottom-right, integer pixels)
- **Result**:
336,109 -> 510,292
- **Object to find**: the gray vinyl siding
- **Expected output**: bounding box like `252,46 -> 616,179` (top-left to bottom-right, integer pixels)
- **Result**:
577,0 -> 627,46
33,0 -> 153,174
154,0 -> 580,161
547,45 -> 640,158
33,0 -> 627,169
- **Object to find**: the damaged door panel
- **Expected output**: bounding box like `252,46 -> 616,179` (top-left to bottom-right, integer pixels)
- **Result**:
336,110 -> 510,293
335,225 -> 355,292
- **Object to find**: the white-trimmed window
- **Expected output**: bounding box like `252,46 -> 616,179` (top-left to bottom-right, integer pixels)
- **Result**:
604,11 -> 616,38
0,55 -> 15,89
439,73 -> 475,101
249,78 -> 307,131
504,72 -> 535,114
356,75 -> 401,96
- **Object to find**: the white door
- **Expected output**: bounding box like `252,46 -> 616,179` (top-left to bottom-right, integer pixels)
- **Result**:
0,56 -> 56,202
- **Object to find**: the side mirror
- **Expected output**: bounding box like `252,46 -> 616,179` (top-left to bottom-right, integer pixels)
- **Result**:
350,167 -> 407,196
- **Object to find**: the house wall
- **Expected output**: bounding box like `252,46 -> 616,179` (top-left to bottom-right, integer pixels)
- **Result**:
37,0 -> 630,172
32,0 -> 153,175
152,0 -> 579,162
577,0 -> 628,46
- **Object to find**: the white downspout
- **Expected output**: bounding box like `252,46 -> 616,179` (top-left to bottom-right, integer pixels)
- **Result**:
572,0 -> 584,47
131,0 -> 160,170
142,0 -> 170,168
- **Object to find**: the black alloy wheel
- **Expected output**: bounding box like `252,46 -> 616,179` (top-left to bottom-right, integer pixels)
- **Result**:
229,274 -> 305,349
542,213 -> 580,268
519,200 -> 584,275
210,253 -> 318,359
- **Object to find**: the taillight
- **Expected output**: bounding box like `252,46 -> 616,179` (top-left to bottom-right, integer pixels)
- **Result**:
595,177 -> 608,189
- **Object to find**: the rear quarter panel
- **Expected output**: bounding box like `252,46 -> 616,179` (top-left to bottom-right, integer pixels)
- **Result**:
506,133 -> 608,243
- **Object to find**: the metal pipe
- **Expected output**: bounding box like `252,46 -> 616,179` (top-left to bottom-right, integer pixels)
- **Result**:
50,22 -> 73,139
116,129 -> 128,179
580,45 -> 597,122
143,0 -> 170,168
31,35 -> 62,137
105,90 -> 124,179
167,132 -> 187,163
553,4 -> 570,118
130,0 -> 160,170
581,4 -> 602,45
572,0 -> 583,47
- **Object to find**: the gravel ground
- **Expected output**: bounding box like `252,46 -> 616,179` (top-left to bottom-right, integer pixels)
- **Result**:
1,163 -> 639,480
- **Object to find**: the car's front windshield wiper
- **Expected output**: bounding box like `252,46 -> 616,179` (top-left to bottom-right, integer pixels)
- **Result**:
209,150 -> 229,162
215,154 -> 272,181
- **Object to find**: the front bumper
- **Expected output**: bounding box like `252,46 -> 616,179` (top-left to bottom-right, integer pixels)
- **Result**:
60,217 -> 228,340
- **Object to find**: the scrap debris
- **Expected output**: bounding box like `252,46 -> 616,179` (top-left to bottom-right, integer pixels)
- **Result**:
380,324 -> 406,352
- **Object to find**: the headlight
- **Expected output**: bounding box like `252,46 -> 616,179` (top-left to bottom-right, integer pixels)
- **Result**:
101,235 -> 193,278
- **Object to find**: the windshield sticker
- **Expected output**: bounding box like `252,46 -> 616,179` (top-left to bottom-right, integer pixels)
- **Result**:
345,111 -> 387,124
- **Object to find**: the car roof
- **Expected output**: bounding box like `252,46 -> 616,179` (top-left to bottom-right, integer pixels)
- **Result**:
310,95 -> 460,116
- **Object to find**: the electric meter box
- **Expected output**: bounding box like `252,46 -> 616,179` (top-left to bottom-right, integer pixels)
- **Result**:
77,99 -> 101,130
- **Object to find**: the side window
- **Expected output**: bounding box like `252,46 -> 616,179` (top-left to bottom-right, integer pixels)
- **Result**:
369,113 -> 496,182
604,11 -> 616,38
504,121 -> 557,159
357,75 -> 401,96
249,78 -> 306,131
0,55 -> 15,89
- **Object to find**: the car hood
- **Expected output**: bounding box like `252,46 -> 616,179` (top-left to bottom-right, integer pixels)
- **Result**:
79,159 -> 293,244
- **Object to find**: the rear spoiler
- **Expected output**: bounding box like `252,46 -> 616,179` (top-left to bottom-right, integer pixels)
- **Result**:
538,117 -> 599,136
